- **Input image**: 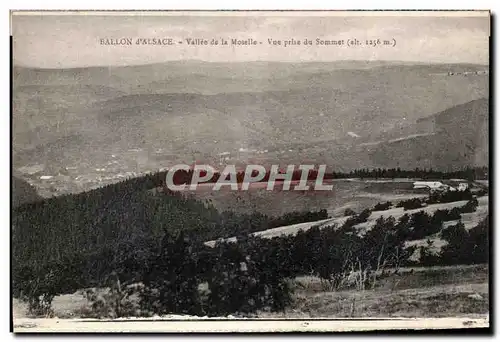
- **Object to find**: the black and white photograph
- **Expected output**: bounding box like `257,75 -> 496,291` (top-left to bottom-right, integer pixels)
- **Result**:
10,10 -> 491,332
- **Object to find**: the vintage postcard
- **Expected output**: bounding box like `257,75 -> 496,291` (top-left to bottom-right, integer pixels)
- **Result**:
10,10 -> 490,332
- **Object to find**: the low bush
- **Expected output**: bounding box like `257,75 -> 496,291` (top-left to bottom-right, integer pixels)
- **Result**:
82,276 -> 140,319
372,201 -> 392,211
460,198 -> 479,214
407,211 -> 442,240
428,189 -> 474,205
440,217 -> 489,265
344,208 -> 357,216
397,198 -> 424,211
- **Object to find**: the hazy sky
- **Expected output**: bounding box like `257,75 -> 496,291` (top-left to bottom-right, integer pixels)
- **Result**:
12,12 -> 490,68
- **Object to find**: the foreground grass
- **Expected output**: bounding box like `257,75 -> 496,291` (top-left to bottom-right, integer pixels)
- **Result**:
13,264 -> 488,320
262,283 -> 488,318
261,264 -> 489,318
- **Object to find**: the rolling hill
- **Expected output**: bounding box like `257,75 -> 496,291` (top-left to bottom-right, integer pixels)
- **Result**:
361,98 -> 489,170
12,61 -> 489,194
12,176 -> 42,208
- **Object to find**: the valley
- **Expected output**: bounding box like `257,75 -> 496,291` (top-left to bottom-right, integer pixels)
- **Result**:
12,61 -> 488,197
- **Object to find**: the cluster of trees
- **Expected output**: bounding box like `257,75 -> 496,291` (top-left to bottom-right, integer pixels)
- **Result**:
267,210 -> 328,229
373,202 -> 392,211
396,198 -> 425,210
420,217 -> 489,266
343,209 -> 372,228
384,198 -> 480,241
139,231 -> 294,316
139,210 -> 489,316
347,166 -> 488,181
394,188 -> 477,211
440,217 -> 489,265
427,188 -> 474,204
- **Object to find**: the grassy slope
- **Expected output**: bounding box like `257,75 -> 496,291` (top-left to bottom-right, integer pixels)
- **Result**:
205,195 -> 489,246
192,179 -> 425,217
12,264 -> 488,320
261,264 -> 488,318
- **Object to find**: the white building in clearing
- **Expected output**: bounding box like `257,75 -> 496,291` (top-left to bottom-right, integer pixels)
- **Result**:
413,181 -> 470,192
218,152 -> 231,165
413,181 -> 451,191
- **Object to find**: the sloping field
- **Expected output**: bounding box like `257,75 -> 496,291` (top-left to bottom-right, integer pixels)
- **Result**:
205,217 -> 349,247
191,179 -> 421,217
205,196 -> 489,246
443,195 -> 489,230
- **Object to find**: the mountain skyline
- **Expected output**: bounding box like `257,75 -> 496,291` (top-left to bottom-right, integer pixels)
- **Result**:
12,59 -> 490,70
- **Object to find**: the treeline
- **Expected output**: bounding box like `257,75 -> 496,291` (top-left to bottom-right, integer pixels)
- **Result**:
347,166 -> 488,181
164,166 -> 489,185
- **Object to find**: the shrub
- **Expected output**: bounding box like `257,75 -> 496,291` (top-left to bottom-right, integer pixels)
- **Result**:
139,231 -> 203,316
344,208 -> 357,216
408,211 -> 441,240
431,208 -> 461,224
419,243 -> 440,267
82,274 -> 140,319
203,239 -> 293,316
397,198 -> 424,211
13,255 -> 86,318
448,207 -> 463,220
440,218 -> 489,265
460,198 -> 479,214
342,208 -> 372,229
372,201 -> 392,211
428,189 -> 473,205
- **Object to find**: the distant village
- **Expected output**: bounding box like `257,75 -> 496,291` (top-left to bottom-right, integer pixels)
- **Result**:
16,146 -> 271,196
16,148 -> 162,197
